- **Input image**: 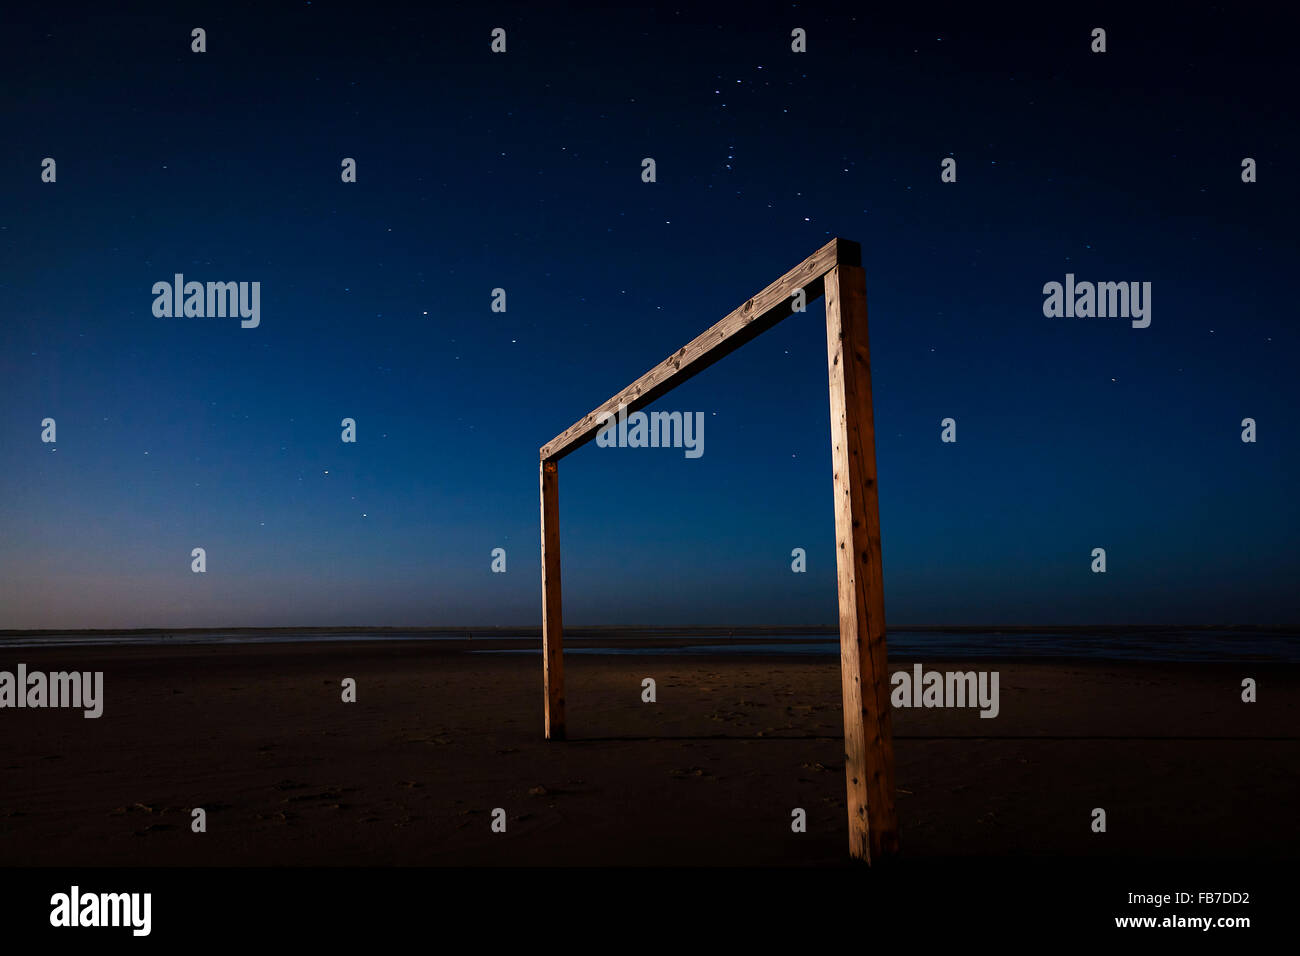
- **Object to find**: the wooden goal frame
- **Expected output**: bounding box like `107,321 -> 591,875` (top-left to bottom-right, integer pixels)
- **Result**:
537,238 -> 898,863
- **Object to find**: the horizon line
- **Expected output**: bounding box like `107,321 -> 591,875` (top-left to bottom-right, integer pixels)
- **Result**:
2,623 -> 1295,636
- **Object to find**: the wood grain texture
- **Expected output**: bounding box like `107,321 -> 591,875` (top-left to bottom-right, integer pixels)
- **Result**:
540,238 -> 861,461
540,459 -> 565,739
824,263 -> 899,863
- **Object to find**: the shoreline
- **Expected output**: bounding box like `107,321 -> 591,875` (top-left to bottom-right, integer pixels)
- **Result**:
3,627 -> 1297,665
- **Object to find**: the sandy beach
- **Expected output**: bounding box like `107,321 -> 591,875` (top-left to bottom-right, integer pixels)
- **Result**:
2,641 -> 1296,866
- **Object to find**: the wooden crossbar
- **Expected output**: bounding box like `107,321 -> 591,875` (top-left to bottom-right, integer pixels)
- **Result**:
539,237 -> 860,462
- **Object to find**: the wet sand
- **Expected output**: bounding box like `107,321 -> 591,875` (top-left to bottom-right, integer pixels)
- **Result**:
1,641 -> 1296,865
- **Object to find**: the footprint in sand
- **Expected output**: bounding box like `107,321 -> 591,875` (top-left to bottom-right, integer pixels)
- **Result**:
669,766 -> 713,779
133,823 -> 177,835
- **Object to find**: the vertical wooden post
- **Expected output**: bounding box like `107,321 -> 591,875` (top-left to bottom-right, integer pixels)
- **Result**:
824,264 -> 899,863
540,458 -> 566,739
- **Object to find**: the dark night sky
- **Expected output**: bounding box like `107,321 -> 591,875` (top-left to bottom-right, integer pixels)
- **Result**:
1,3 -> 1296,628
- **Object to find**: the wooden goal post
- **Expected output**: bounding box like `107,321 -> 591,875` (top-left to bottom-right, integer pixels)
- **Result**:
538,238 -> 899,863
